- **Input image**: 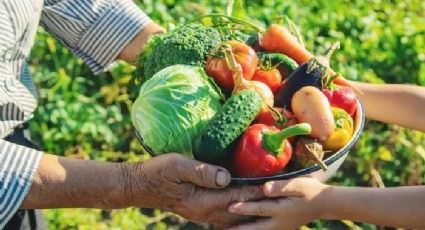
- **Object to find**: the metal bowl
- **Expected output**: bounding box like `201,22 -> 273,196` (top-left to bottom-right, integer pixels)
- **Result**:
135,100 -> 365,185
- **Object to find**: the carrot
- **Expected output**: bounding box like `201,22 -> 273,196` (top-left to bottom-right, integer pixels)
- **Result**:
261,24 -> 313,64
331,71 -> 363,95
261,24 -> 362,94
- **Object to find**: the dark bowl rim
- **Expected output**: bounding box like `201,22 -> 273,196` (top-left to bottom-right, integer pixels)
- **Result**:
230,100 -> 366,185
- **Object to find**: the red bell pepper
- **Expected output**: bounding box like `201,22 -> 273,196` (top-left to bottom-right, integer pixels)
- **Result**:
233,123 -> 312,177
322,86 -> 358,117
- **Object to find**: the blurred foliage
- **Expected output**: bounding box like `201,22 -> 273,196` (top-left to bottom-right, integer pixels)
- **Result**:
28,0 -> 424,229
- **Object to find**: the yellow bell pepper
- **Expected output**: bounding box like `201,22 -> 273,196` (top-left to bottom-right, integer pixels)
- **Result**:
323,107 -> 354,151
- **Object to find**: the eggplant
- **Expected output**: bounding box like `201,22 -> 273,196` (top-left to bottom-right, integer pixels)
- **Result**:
245,33 -> 263,52
275,42 -> 340,110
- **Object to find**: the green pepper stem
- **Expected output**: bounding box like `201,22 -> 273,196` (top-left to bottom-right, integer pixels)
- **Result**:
263,123 -> 312,156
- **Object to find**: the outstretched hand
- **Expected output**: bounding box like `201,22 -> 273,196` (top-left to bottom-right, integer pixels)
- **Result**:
226,177 -> 330,230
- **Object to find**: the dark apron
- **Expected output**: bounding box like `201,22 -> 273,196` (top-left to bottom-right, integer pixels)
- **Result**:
3,124 -> 47,230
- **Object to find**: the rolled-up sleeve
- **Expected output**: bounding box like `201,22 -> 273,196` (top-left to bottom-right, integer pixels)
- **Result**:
0,65 -> 42,228
41,0 -> 152,74
0,1 -> 43,226
0,140 -> 42,229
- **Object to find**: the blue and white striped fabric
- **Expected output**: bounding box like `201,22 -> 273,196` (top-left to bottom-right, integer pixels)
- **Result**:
0,0 -> 151,227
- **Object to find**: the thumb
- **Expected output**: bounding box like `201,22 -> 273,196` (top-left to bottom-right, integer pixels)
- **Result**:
263,179 -> 304,197
177,158 -> 231,189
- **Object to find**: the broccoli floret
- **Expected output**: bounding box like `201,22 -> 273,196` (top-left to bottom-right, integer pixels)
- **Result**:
142,24 -> 222,80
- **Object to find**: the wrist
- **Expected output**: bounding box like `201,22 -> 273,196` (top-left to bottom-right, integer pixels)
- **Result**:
118,21 -> 165,62
117,162 -> 133,208
317,184 -> 340,220
88,161 -> 133,209
119,162 -> 152,208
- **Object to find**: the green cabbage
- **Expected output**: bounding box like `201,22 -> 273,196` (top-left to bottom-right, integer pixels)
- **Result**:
132,65 -> 224,156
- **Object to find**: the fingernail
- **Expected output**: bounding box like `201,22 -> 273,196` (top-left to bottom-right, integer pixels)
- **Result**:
228,203 -> 241,213
264,181 -> 274,194
216,169 -> 229,187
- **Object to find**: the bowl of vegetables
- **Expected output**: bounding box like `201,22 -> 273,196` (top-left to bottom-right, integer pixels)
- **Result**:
132,15 -> 365,185
229,99 -> 365,185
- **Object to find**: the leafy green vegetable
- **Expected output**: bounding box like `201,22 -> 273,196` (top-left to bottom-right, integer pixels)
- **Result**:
132,65 -> 224,156
141,24 -> 222,81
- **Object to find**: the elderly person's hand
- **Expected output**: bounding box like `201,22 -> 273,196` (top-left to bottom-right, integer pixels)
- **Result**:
22,153 -> 264,228
130,153 -> 264,228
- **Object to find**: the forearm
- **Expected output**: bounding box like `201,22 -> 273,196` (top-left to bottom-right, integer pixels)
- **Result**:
118,21 -> 165,62
324,186 -> 425,228
21,154 -> 136,209
351,81 -> 425,132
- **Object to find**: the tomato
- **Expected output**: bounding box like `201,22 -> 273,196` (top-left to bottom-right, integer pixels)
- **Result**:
256,107 -> 278,126
256,107 -> 298,128
205,40 -> 258,92
252,68 -> 282,93
205,59 -> 233,91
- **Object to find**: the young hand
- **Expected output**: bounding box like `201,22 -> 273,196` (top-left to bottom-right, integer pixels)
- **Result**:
227,177 -> 331,230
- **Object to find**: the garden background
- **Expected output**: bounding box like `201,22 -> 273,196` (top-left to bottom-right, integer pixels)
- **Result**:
29,0 -> 425,229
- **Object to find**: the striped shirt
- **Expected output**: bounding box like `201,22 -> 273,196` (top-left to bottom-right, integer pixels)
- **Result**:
0,0 -> 151,227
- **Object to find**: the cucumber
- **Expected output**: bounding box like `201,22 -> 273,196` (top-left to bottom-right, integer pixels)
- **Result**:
258,52 -> 299,79
193,90 -> 262,164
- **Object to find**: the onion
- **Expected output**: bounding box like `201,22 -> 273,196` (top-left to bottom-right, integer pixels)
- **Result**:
222,44 -> 274,110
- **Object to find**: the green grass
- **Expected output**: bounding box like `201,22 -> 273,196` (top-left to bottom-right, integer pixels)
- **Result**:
29,0 -> 424,229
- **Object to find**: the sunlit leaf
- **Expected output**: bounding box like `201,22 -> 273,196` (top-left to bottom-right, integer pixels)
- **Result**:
100,83 -> 120,104
378,146 -> 393,161
227,0 -> 246,19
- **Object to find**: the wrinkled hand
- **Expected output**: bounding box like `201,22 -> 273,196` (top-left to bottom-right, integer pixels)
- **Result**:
124,153 -> 264,228
227,177 -> 331,230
